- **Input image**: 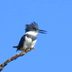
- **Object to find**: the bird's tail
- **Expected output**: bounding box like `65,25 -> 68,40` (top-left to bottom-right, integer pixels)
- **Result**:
13,46 -> 18,48
13,46 -> 19,51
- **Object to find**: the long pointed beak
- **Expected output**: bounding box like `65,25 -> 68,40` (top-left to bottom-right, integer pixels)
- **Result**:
39,29 -> 47,34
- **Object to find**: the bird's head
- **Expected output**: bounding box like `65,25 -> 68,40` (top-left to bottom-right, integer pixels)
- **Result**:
25,22 -> 47,34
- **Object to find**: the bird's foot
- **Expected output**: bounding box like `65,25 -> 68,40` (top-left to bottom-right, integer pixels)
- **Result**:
30,47 -> 34,50
25,48 -> 34,52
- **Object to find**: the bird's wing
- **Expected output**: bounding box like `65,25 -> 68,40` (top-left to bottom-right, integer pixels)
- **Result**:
17,35 -> 25,49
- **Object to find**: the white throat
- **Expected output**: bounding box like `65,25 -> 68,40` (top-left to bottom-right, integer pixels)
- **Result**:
25,31 -> 38,36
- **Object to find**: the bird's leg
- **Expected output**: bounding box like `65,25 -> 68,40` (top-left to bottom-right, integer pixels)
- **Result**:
24,48 -> 30,52
20,48 -> 27,52
30,47 -> 34,50
25,48 -> 34,52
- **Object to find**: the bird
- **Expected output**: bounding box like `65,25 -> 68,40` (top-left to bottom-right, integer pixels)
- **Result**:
13,22 -> 46,52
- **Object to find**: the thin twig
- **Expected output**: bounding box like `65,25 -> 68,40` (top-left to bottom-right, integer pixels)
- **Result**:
0,48 -> 33,72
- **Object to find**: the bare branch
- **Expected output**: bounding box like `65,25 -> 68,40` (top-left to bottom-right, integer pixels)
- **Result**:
0,48 -> 33,72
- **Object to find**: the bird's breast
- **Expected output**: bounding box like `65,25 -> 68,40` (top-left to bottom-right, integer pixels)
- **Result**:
23,36 -> 32,49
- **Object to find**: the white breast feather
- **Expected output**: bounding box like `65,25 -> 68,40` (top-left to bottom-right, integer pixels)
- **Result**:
31,40 -> 37,48
23,36 -> 37,49
23,36 -> 32,49
23,31 -> 38,49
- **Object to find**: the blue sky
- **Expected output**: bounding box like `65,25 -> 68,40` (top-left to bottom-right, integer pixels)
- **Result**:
0,0 -> 72,72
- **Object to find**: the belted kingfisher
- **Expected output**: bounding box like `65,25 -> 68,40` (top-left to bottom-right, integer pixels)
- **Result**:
13,22 -> 46,52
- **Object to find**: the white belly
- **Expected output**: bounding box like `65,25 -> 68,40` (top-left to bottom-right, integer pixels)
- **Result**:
23,36 -> 37,49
